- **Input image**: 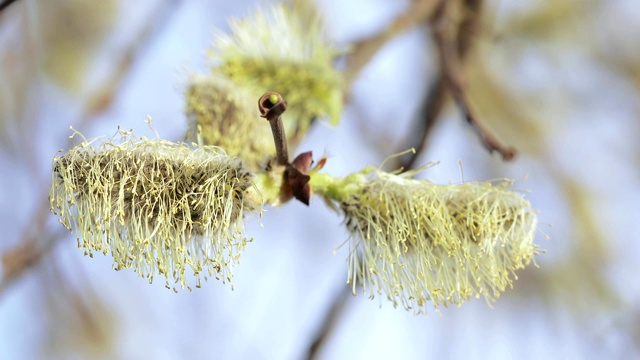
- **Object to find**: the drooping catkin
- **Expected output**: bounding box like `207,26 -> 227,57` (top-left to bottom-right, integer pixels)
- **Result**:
184,74 -> 274,169
312,168 -> 538,313
210,2 -> 343,149
50,128 -> 261,291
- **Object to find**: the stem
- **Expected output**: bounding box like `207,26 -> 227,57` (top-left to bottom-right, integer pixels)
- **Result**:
257,92 -> 311,205
258,92 -> 289,165
252,170 -> 285,206
269,117 -> 288,165
308,172 -> 365,203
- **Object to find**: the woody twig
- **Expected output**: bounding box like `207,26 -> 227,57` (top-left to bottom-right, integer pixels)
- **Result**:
433,0 -> 516,161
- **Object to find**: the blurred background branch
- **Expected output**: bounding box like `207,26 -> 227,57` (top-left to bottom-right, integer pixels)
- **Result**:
0,0 -> 19,13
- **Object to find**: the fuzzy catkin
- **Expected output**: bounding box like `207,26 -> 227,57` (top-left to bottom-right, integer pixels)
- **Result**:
184,74 -> 274,169
50,129 -> 261,291
210,2 -> 343,149
336,170 -> 538,313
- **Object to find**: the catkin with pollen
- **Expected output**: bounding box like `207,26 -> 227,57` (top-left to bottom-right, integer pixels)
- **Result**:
210,2 -> 343,149
50,129 -> 261,291
184,75 -> 274,169
311,168 -> 538,314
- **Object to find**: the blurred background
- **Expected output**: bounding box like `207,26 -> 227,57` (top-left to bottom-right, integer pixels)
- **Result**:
1,0 -> 639,359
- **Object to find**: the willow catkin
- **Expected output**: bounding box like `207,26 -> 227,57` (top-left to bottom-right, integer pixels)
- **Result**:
50,129 -> 261,291
313,169 -> 538,313
210,2 -> 343,148
184,75 -> 274,169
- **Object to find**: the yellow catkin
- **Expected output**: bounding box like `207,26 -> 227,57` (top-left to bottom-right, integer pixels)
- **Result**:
319,169 -> 538,314
184,74 -> 274,169
210,2 -> 343,149
49,129 -> 261,291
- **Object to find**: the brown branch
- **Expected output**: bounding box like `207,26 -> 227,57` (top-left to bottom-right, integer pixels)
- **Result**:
0,0 -> 19,12
401,72 -> 448,170
343,0 -> 441,90
456,0 -> 485,59
0,197 -> 65,298
401,0 -> 505,169
433,0 -> 516,161
305,286 -> 352,360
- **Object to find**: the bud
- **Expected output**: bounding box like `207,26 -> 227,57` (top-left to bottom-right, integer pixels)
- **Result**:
184,74 -> 274,169
50,129 -> 261,291
210,2 -> 343,148
311,168 -> 538,313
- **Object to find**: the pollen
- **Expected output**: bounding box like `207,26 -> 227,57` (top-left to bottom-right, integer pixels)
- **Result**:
210,2 -> 343,149
184,74 -> 274,169
314,169 -> 538,314
49,129 -> 262,291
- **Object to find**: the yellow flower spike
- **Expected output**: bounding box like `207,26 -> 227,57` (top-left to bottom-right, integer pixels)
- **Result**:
50,128 -> 262,290
210,2 -> 343,149
310,168 -> 539,314
184,75 -> 273,169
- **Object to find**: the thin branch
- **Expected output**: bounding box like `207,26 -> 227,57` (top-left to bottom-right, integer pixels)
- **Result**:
401,72 -> 448,170
401,0 -> 497,169
343,0 -> 441,90
434,0 -> 516,161
456,0 -> 485,59
305,286 -> 352,360
0,197 -> 64,298
0,0 -> 19,12
397,0 -> 448,171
